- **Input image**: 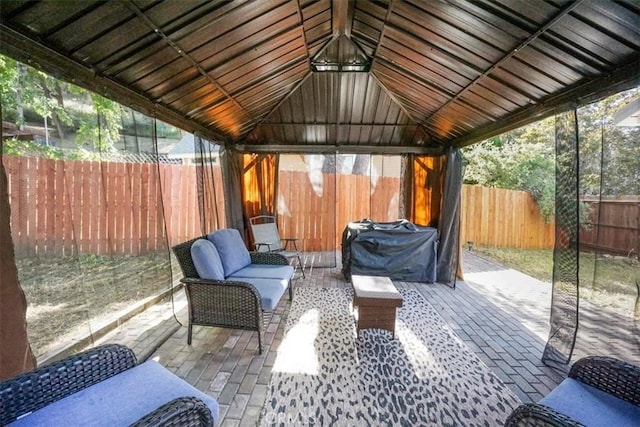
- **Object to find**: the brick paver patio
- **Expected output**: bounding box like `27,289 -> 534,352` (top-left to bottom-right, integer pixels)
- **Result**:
96,250 -> 636,426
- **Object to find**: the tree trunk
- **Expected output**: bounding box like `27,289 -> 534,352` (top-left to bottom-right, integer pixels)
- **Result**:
16,63 -> 25,130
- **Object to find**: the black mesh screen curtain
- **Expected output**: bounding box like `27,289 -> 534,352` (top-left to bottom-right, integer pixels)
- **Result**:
3,108 -> 187,364
544,91 -> 640,368
543,109 -> 580,367
573,94 -> 639,364
272,154 -> 404,269
401,151 -> 462,285
0,61 -> 234,364
193,135 -> 225,234
436,148 -> 463,285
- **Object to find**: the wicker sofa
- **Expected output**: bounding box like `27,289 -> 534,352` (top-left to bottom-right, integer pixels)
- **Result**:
505,356 -> 640,426
0,344 -> 218,426
172,229 -> 294,354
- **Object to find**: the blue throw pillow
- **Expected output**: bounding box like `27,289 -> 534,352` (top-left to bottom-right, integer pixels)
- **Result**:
207,229 -> 252,276
190,238 -> 225,280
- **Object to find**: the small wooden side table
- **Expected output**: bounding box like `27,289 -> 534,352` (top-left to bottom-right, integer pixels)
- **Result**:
351,275 -> 403,338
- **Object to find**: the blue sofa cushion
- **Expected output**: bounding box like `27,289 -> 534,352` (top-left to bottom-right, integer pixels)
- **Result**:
229,264 -> 294,281
539,377 -> 640,427
191,238 -> 225,280
8,360 -> 219,426
207,229 -> 251,277
238,277 -> 289,310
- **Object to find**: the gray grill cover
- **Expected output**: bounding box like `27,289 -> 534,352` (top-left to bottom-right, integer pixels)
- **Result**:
342,219 -> 438,282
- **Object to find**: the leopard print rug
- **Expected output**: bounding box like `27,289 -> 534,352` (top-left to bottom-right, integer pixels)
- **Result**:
261,287 -> 521,426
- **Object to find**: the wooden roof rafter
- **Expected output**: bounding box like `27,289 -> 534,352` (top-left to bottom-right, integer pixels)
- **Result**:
424,0 -> 587,126
124,0 -> 251,134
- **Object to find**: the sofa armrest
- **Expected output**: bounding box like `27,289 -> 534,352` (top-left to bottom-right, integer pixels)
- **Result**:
130,396 -> 214,427
180,277 -> 263,325
0,344 -> 137,425
250,251 -> 289,265
569,356 -> 640,406
505,403 -> 585,427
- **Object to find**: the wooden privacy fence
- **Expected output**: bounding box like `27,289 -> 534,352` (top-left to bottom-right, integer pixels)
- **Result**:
4,156 -> 224,257
580,196 -> 639,259
6,156 -> 560,257
275,171 -> 402,251
460,185 -> 555,249
271,173 -> 556,251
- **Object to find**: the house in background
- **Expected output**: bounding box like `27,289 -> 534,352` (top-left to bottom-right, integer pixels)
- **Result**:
614,97 -> 640,127
167,133 -> 221,165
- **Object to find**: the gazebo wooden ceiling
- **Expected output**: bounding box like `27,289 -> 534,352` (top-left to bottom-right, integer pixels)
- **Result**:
1,0 -> 639,154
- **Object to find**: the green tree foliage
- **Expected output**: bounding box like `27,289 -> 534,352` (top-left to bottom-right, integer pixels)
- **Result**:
0,56 -> 19,112
578,90 -> 640,196
0,54 -> 122,155
463,87 -> 639,222
1,56 -> 72,139
463,118 -> 556,221
74,93 -> 123,153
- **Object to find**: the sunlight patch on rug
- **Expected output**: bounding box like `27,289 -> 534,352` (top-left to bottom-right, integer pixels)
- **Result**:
261,287 -> 521,426
272,308 -> 321,375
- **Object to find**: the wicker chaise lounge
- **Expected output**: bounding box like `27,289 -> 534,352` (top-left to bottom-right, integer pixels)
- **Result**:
0,344 -> 218,426
505,356 -> 640,426
172,229 -> 294,354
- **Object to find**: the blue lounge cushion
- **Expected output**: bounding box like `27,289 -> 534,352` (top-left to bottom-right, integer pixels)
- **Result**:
190,238 -> 225,280
8,360 -> 219,426
207,229 -> 251,276
229,264 -> 294,281
539,377 -> 640,427
237,277 -> 289,310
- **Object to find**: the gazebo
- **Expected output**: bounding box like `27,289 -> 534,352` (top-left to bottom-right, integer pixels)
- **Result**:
1,0 -> 638,402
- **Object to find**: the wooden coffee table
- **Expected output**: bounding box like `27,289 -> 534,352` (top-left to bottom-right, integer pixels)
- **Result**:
351,275 -> 403,338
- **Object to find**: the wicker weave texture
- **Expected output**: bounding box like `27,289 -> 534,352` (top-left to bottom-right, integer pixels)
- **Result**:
250,251 -> 289,266
172,237 -> 203,278
0,344 -> 137,425
504,403 -> 584,427
182,279 -> 262,330
130,396 -> 214,427
569,356 -> 640,406
171,235 -> 281,354
506,355 -> 640,426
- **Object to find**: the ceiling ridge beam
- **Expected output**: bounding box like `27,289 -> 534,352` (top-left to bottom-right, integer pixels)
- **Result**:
363,0 -> 428,134
332,0 -> 355,37
124,1 -> 252,122
425,0 -> 585,123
